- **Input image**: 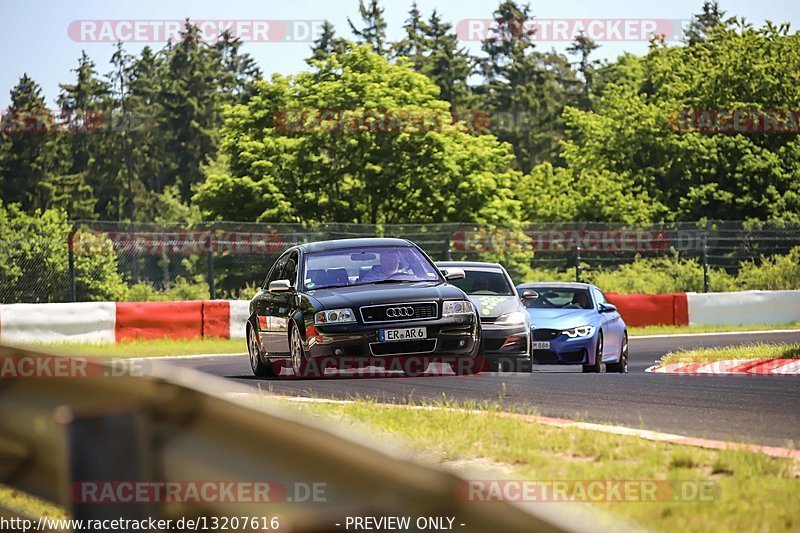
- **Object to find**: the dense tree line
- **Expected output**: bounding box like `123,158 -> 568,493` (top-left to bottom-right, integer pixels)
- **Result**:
1,1 -> 798,226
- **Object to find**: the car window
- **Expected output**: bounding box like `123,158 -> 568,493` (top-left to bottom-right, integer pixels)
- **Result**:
522,288 -> 593,310
264,255 -> 288,288
449,269 -> 513,296
592,288 -> 607,305
282,251 -> 299,287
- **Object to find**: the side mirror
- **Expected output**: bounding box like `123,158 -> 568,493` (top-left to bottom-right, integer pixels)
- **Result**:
599,303 -> 617,313
268,279 -> 292,292
442,267 -> 466,281
520,289 -> 539,301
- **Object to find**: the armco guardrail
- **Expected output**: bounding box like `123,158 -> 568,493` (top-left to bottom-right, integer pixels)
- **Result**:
0,345 -> 608,532
2,291 -> 800,344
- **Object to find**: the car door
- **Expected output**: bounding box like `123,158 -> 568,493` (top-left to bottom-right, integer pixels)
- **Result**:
266,250 -> 298,355
256,254 -> 288,352
593,287 -> 622,358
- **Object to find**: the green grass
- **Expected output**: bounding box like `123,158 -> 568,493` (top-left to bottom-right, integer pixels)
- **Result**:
0,485 -> 68,521
630,322 -> 800,336
10,337 -> 245,358
265,398 -> 799,533
659,342 -> 800,365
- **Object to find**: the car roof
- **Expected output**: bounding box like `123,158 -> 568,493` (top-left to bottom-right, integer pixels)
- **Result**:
517,281 -> 595,290
434,261 -> 504,269
298,238 -> 413,253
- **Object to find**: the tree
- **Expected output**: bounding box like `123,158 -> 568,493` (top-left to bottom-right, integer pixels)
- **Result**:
558,21 -> 800,222
348,0 -> 388,56
421,11 -> 472,108
308,21 -> 347,63
0,201 -> 128,303
0,75 -> 53,212
566,33 -> 600,110
195,44 -> 523,226
685,1 -> 727,45
477,1 -> 574,170
393,3 -> 427,67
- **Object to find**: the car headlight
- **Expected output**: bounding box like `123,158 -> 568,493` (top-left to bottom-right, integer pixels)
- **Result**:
442,300 -> 474,317
562,325 -> 596,338
314,308 -> 357,325
495,310 -> 527,326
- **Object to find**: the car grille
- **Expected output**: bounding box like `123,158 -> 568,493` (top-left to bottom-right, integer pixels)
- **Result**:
532,328 -> 561,341
369,339 -> 437,356
360,302 -> 438,323
479,316 -> 496,324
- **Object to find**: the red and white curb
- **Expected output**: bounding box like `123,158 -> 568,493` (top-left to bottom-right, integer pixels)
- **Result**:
646,358 -> 800,375
227,394 -> 800,462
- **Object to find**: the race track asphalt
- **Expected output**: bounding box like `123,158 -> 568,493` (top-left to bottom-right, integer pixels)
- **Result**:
166,330 -> 800,448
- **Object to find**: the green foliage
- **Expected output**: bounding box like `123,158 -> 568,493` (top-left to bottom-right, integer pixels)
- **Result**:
736,246 -> 800,290
125,276 -> 210,302
561,21 -> 800,222
0,202 -> 127,303
195,44 -> 523,226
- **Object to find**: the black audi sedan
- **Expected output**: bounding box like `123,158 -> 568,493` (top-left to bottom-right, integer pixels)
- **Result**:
436,261 -> 531,372
246,238 -> 484,378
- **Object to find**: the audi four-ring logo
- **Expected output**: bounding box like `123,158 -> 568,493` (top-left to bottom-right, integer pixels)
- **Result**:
386,306 -> 415,318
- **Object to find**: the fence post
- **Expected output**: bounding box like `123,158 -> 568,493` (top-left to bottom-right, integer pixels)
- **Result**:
444,232 -> 452,261
575,246 -> 582,283
702,232 -> 710,293
67,229 -> 77,302
207,232 -> 216,300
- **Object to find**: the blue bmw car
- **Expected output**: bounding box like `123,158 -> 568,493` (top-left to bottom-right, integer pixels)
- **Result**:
516,282 -> 628,373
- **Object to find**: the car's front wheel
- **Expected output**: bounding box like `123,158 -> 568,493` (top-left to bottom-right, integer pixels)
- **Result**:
606,332 -> 629,373
582,332 -> 603,373
248,324 -> 277,378
290,321 -> 315,378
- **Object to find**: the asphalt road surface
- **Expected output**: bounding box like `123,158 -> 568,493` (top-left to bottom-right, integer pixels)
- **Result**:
168,330 -> 800,448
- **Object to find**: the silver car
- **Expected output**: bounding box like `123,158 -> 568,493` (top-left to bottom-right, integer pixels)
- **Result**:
436,261 -> 531,372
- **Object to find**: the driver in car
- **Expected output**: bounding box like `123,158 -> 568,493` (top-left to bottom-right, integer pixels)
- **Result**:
360,249 -> 408,282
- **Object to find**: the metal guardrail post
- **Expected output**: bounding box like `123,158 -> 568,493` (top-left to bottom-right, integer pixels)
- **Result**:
208,231 -> 216,300
702,233 -> 710,293
67,229 -> 77,302
575,246 -> 582,283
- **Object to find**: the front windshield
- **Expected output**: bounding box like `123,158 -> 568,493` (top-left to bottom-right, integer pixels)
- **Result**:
522,288 -> 593,310
303,246 -> 441,290
449,269 -> 513,296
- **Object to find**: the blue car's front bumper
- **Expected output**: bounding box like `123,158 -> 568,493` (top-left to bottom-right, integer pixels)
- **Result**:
530,329 -> 598,365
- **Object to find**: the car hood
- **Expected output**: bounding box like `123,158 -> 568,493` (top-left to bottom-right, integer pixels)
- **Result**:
469,295 -> 521,319
306,281 -> 467,309
525,308 -> 598,329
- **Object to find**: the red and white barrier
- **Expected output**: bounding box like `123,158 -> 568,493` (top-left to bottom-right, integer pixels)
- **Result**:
0,300 -> 249,344
0,290 -> 797,343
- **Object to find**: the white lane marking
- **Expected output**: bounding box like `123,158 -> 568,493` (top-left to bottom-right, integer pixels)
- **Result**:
632,328 -> 800,339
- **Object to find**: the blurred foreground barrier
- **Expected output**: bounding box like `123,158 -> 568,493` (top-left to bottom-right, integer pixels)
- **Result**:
0,345 -> 607,532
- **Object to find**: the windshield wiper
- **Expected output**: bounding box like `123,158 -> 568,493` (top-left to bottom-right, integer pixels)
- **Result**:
361,279 -> 415,285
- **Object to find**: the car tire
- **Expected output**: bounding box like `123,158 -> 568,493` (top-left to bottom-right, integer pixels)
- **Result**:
248,323 -> 277,378
606,332 -> 629,373
582,332 -> 603,373
290,321 -> 314,378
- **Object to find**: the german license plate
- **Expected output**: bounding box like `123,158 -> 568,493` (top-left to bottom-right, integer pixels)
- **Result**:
532,341 -> 551,350
380,327 -> 427,342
